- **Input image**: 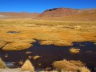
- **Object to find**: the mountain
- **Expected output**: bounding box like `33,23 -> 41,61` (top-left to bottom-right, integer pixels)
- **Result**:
39,8 -> 78,17
0,7 -> 96,21
38,8 -> 96,21
0,12 -> 40,19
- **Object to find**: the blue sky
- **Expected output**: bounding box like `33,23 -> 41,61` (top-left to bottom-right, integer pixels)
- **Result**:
0,0 -> 96,13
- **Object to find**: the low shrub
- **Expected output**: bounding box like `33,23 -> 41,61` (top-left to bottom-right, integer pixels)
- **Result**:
0,58 -> 6,68
69,47 -> 80,54
21,59 -> 34,72
52,59 -> 90,72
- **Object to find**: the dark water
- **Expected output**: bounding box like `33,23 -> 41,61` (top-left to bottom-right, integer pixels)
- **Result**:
0,41 -> 96,71
7,31 -> 20,34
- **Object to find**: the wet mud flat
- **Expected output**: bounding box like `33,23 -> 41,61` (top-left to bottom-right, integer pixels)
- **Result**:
0,41 -> 96,71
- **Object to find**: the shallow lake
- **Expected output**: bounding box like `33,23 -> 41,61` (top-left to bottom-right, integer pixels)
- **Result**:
0,41 -> 96,71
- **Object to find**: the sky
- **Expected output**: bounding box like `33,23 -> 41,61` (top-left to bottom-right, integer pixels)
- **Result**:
0,0 -> 96,13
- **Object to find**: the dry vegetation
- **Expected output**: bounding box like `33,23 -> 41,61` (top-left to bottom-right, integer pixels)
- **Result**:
19,60 -> 23,65
33,55 -> 41,60
0,58 -> 6,68
0,19 -> 96,50
0,40 -> 6,49
25,51 -> 32,54
39,40 -> 53,45
52,59 -> 90,72
79,67 -> 90,72
69,47 -> 80,54
2,42 -> 32,51
21,59 -> 34,72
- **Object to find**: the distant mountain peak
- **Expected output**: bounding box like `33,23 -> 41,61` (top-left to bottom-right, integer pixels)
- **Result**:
39,7 -> 78,17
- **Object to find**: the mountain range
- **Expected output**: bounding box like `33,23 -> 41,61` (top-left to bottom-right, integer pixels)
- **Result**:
0,7 -> 96,21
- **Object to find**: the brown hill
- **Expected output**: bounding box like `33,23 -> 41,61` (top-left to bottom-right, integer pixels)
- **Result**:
38,8 -> 96,21
39,8 -> 78,17
0,12 -> 40,19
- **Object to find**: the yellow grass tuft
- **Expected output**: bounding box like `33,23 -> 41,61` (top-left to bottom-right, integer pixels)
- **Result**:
44,67 -> 51,71
0,40 -> 6,49
2,42 -> 32,51
25,51 -> 32,54
52,59 -> 90,72
40,40 -> 53,45
79,67 -> 90,72
69,60 -> 85,66
0,58 -> 6,68
17,39 -> 36,44
21,59 -> 34,72
19,60 -> 23,65
33,55 -> 41,60
28,56 -> 32,59
54,40 -> 73,46
69,48 -> 80,54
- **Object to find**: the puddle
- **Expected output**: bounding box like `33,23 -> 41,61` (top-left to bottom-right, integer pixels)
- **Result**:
7,31 -> 20,34
0,41 -> 96,71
